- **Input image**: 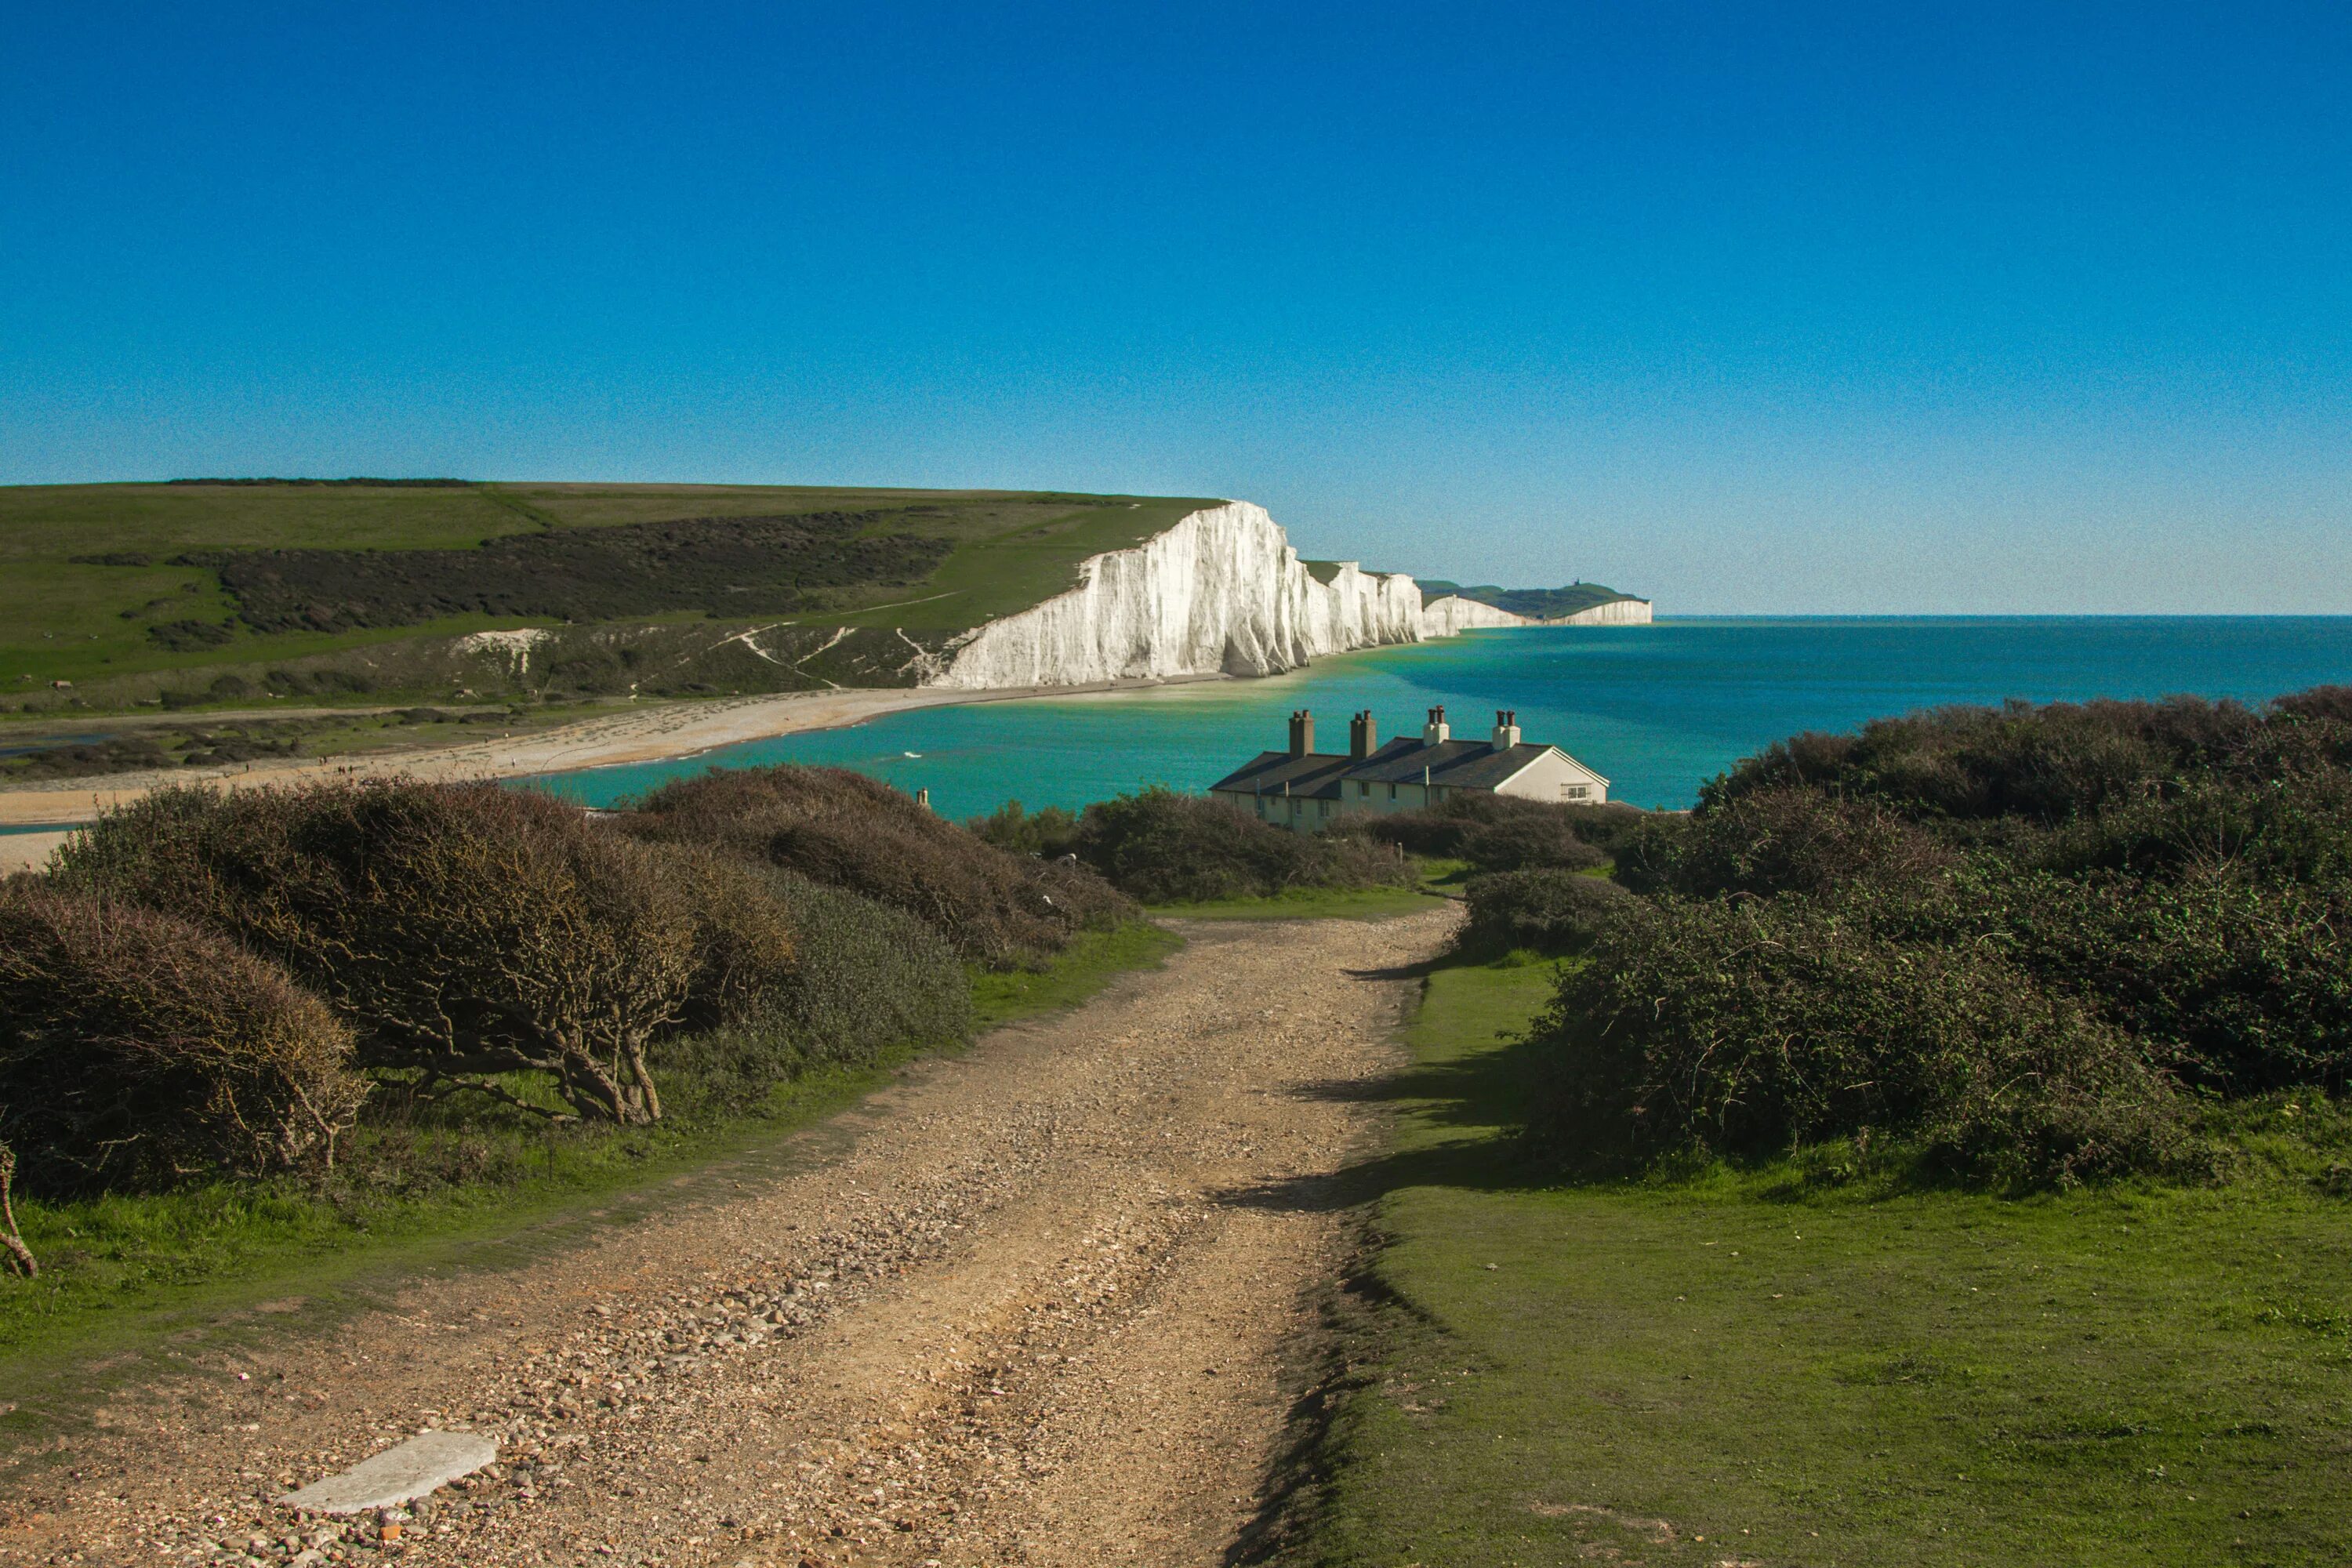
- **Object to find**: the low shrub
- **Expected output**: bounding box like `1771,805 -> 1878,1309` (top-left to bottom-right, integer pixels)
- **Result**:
1532,895 -> 2185,1188
0,881 -> 366,1193
1453,814 -> 1606,874
1335,791 -> 1646,869
1072,787 -> 1412,903
1458,867 -> 1635,956
651,869 -> 972,1116
625,766 -> 1131,967
56,780 -> 715,1124
1613,786 -> 1954,899
965,800 -> 1082,860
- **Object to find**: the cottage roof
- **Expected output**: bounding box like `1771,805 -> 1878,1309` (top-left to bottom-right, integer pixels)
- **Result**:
1206,750 -> 1355,800
1339,737 -> 1592,789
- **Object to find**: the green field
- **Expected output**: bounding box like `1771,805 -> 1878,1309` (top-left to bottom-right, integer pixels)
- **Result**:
0,481 -> 1217,705
1298,959 -> 2352,1567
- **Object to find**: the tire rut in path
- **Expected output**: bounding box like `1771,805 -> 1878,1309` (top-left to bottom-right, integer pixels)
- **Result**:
5,909 -> 1453,1568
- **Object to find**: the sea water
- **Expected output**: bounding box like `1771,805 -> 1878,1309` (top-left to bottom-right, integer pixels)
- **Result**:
530,617 -> 2352,816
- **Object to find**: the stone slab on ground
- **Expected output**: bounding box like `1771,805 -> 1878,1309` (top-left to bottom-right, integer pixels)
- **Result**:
281,1431 -> 497,1514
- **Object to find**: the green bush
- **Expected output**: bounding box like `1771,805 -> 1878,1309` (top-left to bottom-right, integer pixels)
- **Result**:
1071,787 -> 1412,903
0,880 -> 366,1193
1537,688 -> 2352,1188
650,869 -> 972,1115
55,780 -> 715,1124
1458,867 -> 1635,956
1612,786 -> 1953,899
624,766 -> 1132,967
1533,895 -> 2184,1189
965,800 -> 1082,860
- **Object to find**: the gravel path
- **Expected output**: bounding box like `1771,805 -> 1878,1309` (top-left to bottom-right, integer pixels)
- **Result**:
2,909 -> 1451,1568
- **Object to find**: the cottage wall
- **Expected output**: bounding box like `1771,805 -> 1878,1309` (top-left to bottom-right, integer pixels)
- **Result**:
1491,749 -> 1608,804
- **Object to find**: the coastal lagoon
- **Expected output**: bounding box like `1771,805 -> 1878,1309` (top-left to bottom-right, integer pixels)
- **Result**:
532,617 -> 2352,817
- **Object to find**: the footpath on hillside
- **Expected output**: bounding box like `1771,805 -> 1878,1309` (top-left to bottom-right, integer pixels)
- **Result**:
1,909 -> 1452,1568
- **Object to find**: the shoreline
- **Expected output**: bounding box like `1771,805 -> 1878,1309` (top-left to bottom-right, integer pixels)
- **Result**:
0,676 -> 1230,871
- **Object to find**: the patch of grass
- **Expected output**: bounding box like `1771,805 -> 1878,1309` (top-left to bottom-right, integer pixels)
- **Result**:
1151,884 -> 1446,921
969,920 -> 1183,1031
1151,859 -> 1462,922
1298,960 -> 2352,1566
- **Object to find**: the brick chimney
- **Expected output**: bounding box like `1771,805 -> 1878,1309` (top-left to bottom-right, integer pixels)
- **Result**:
1348,710 -> 1377,760
1424,705 -> 1450,745
1492,709 -> 1520,748
1288,709 -> 1315,756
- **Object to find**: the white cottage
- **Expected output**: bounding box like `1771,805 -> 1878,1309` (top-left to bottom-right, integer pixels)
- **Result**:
1207,706 -> 1610,832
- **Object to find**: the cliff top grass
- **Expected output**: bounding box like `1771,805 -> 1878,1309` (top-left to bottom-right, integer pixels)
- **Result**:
0,481 -> 1220,699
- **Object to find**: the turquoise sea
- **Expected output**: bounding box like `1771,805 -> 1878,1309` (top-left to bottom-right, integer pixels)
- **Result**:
531,618 -> 2352,816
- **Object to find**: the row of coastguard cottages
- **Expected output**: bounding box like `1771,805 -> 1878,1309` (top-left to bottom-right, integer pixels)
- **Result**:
1207,706 -> 1610,832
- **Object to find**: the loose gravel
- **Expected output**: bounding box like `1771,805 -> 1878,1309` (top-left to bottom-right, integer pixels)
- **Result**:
0,909 -> 1451,1567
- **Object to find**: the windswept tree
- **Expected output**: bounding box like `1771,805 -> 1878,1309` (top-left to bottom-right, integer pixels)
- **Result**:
56,780 -> 740,1124
0,880 -> 366,1191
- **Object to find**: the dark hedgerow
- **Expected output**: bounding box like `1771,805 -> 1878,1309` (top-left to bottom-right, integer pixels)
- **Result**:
0,880 -> 367,1194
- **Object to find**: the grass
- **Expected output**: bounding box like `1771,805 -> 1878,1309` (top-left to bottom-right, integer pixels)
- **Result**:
0,482 -> 1222,702
970,920 -> 1184,1030
0,920 -> 1183,1436
1151,858 -> 1467,921
1297,956 -> 2352,1567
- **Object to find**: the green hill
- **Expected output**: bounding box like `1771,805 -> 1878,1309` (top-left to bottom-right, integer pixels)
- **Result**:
1417,579 -> 1643,619
1,481 -> 1217,710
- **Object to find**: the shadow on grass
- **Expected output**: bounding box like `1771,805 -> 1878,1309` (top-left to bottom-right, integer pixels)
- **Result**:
1232,1032 -> 1569,1214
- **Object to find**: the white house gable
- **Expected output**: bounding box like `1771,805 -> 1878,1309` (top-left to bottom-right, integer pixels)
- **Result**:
1490,746 -> 1610,804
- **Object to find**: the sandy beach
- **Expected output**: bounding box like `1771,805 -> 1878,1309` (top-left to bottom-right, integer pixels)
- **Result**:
0,679 -> 1205,873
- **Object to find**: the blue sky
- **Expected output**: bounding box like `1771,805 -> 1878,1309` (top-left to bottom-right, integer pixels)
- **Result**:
3,2 -> 2347,612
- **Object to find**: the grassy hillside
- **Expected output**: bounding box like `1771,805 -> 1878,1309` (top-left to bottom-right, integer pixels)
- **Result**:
0,482 -> 1216,710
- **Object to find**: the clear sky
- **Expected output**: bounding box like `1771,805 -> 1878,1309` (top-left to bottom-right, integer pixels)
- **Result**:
3,2 -> 2347,612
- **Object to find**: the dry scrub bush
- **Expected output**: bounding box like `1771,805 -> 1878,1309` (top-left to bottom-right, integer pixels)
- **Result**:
0,880 -> 365,1192
57,781 -> 714,1124
624,766 -> 1131,967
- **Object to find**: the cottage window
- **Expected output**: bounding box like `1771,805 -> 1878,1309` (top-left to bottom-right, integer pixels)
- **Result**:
1387,782 -> 1397,800
1357,781 -> 1370,797
1562,784 -> 1590,800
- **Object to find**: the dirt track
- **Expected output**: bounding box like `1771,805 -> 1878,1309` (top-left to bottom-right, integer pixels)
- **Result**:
2,909 -> 1450,1568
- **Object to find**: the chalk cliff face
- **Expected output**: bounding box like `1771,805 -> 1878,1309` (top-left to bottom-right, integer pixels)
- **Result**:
1554,598 -> 1653,626
1419,595 -> 1533,636
931,503 -> 1424,690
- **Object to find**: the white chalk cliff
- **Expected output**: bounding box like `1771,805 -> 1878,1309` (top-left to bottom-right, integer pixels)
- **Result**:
930,502 -> 1424,690
1419,594 -> 1534,636
1554,598 -> 1653,626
